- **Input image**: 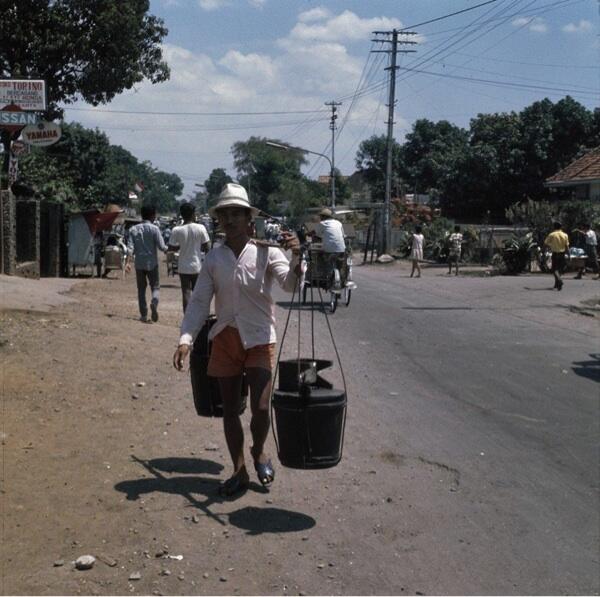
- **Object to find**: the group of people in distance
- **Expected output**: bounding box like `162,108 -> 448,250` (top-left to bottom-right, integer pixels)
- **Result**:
408,224 -> 463,278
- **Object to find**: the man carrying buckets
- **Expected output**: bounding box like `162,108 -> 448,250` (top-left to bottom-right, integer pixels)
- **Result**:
173,183 -> 302,497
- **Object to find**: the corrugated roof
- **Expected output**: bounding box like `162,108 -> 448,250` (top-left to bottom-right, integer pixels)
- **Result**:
546,147 -> 600,185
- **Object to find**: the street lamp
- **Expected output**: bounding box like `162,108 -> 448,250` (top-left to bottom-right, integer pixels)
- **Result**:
265,140 -> 336,209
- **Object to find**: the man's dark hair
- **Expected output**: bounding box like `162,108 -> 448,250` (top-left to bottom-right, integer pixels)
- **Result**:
415,225 -> 422,234
553,221 -> 562,230
454,225 -> 461,232
180,202 -> 195,220
141,205 -> 156,221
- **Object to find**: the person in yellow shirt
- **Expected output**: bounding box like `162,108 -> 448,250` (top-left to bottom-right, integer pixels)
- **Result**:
544,221 -> 569,291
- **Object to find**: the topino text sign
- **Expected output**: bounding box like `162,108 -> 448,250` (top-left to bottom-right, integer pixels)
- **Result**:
0,79 -> 47,111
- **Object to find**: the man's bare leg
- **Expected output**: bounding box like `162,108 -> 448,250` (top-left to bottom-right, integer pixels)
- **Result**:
218,375 -> 249,484
246,367 -> 273,472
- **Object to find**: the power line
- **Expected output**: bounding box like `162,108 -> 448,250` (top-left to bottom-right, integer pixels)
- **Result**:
398,65 -> 599,97
400,0 -> 500,31
450,50 -> 598,69
64,107 -> 327,116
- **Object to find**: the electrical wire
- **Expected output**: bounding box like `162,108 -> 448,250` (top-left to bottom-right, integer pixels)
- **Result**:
64,107 -> 327,116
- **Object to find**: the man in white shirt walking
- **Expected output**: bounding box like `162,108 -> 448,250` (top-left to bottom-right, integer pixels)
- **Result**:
577,223 -> 599,279
168,202 -> 211,312
172,184 -> 301,497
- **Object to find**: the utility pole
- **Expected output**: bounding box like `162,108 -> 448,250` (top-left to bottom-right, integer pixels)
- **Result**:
372,29 -> 417,254
325,100 -> 341,210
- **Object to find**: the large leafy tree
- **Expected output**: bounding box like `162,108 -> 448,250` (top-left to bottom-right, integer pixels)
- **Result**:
19,122 -> 182,212
204,168 -> 233,203
0,0 -> 170,187
399,119 -> 469,195
355,134 -> 403,201
232,136 -> 307,213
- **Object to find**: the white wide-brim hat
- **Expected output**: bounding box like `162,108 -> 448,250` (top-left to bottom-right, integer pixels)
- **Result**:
208,183 -> 260,218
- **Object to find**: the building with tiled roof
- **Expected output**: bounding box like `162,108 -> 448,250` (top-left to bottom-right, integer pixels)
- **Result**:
545,147 -> 600,201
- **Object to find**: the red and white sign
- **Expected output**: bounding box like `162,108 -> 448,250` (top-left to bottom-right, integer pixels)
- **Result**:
21,121 -> 62,146
0,79 -> 47,111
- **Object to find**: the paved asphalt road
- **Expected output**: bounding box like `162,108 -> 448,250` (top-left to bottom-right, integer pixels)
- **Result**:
274,261 -> 599,595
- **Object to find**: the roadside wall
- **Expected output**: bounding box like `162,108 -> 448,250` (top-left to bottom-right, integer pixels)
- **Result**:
40,201 -> 65,277
1,190 -> 16,275
15,199 -> 40,279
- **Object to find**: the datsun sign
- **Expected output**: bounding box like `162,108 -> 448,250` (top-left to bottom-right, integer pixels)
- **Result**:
21,121 -> 62,146
0,79 -> 47,111
0,110 -> 39,126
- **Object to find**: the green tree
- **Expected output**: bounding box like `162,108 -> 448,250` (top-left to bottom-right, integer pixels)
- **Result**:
204,168 -> 233,205
399,119 -> 469,195
1,0 -> 170,187
232,136 -> 307,213
355,134 -> 402,202
18,122 -> 182,211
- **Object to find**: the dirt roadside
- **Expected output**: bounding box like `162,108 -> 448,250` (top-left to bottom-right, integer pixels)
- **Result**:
2,265 -> 450,597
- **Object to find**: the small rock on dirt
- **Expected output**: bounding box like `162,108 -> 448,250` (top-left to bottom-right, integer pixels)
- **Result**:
219,576 -> 228,582
97,554 -> 118,567
192,515 -> 200,523
204,443 -> 219,451
376,254 -> 394,264
136,382 -> 146,387
129,572 -> 141,581
131,394 -> 139,400
160,569 -> 171,576
75,555 -> 95,570
203,572 -> 209,579
53,559 -> 64,567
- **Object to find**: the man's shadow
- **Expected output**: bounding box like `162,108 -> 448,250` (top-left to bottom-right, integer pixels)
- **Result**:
572,354 -> 600,382
115,455 -> 316,532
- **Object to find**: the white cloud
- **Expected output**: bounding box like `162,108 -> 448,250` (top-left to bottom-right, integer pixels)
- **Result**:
290,10 -> 402,42
512,16 -> 548,34
219,50 -> 277,82
63,9 -> 410,197
298,7 -> 331,23
198,0 -> 229,11
198,0 -> 266,10
563,19 -> 593,34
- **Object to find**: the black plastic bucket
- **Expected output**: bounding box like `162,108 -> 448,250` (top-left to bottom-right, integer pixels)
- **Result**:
189,317 -> 246,417
272,359 -> 346,469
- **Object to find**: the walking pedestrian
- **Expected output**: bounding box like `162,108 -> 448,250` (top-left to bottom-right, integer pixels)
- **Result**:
574,223 -> 599,279
126,205 -> 168,322
447,225 -> 463,275
172,183 -> 301,497
168,202 -> 210,312
410,225 -> 425,278
544,221 -> 569,291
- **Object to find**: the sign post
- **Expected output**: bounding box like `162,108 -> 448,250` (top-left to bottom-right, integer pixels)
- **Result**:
0,79 -> 47,190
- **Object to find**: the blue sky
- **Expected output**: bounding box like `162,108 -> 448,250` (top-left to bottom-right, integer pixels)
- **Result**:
63,0 -> 599,200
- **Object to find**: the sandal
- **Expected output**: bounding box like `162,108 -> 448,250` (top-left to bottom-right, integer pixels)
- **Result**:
254,459 -> 275,487
218,474 -> 249,497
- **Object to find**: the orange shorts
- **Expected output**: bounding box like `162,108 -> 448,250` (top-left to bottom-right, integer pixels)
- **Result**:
207,326 -> 275,377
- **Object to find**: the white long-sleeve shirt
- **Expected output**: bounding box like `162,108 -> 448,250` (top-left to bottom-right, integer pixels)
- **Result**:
179,240 -> 299,348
